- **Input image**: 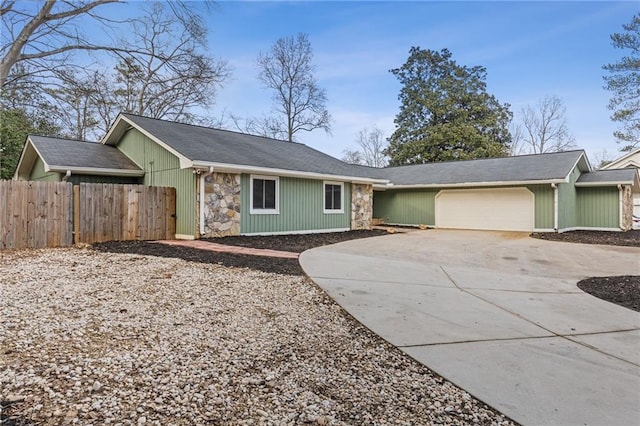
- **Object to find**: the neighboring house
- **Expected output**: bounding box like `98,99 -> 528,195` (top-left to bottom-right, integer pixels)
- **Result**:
13,113 -> 640,237
600,148 -> 640,229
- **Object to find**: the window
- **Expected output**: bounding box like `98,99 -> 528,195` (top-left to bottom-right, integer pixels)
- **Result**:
250,175 -> 279,214
324,181 -> 344,213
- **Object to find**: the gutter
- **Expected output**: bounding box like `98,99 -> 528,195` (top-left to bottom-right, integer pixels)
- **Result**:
47,165 -> 145,177
618,184 -> 624,231
190,161 -> 388,185
383,178 -> 567,190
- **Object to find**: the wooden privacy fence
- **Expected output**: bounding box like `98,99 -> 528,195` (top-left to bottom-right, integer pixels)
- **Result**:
0,181 -> 176,250
0,180 -> 74,249
76,183 -> 176,244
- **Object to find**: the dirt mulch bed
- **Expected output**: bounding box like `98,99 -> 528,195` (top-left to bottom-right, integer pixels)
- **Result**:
578,276 -> 640,312
93,230 -> 387,276
531,230 -> 640,247
202,229 -> 387,252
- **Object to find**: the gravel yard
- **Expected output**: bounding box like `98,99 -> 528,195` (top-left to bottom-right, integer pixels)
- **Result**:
0,247 -> 514,425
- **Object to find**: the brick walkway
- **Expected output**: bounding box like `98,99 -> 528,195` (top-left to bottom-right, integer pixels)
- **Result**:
154,239 -> 300,259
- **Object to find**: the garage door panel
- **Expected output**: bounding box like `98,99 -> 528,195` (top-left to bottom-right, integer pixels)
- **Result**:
436,188 -> 534,232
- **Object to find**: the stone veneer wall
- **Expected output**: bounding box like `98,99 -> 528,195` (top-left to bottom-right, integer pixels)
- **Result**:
351,183 -> 373,230
621,185 -> 633,231
201,173 -> 241,237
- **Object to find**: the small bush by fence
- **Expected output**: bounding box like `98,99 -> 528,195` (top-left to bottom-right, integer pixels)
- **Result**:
0,181 -> 176,250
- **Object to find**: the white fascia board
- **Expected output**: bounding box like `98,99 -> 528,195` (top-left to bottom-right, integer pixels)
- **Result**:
383,179 -> 565,189
14,137 -> 43,179
571,151 -> 592,173
47,166 -> 145,177
104,115 -> 194,169
190,161 -> 388,185
574,181 -> 633,187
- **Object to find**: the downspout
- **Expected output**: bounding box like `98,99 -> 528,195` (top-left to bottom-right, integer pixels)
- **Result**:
618,184 -> 623,231
199,166 -> 215,236
551,183 -> 558,232
62,170 -> 71,182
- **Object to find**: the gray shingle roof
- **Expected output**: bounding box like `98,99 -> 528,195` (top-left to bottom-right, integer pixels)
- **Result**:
376,150 -> 586,186
114,114 -> 590,186
120,114 -> 377,179
576,168 -> 638,184
30,135 -> 142,171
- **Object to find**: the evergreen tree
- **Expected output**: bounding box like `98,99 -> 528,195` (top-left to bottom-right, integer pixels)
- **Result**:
386,47 -> 512,165
603,14 -> 640,151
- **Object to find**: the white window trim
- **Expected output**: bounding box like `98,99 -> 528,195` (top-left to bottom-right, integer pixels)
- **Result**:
323,181 -> 344,214
250,175 -> 279,214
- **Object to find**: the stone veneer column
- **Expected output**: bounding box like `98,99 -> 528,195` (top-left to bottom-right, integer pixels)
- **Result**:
202,173 -> 241,237
351,183 -> 373,230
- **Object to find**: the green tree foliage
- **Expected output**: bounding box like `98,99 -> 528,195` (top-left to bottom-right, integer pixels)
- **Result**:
386,47 -> 512,165
0,108 -> 59,179
603,14 -> 640,151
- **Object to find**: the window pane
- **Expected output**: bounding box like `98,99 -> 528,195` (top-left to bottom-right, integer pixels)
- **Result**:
325,185 -> 333,210
264,179 -> 276,209
253,179 -> 264,209
325,184 -> 341,210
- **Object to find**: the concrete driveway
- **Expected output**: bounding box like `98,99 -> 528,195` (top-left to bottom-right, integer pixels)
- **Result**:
299,230 -> 640,426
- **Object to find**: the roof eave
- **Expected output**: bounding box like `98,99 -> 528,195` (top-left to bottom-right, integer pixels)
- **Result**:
191,161 -> 388,185
382,179 -> 566,189
48,166 -> 145,177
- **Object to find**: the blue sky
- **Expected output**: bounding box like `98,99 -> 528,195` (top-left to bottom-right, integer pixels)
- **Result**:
200,1 -> 637,163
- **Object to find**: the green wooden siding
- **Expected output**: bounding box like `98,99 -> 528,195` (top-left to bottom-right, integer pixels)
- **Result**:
528,184 -> 554,229
29,157 -> 60,181
557,166 -> 580,230
240,175 -> 351,234
577,187 -> 619,228
117,129 -> 196,237
68,175 -> 140,185
374,185 -> 554,229
373,189 -> 437,225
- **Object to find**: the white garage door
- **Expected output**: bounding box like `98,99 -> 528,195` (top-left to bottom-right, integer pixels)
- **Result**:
436,188 -> 534,232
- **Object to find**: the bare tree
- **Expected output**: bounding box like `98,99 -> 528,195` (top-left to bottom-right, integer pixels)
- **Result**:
341,149 -> 364,165
230,114 -> 287,140
355,127 -> 388,167
257,33 -> 331,142
508,121 -> 527,156
1,0 -> 121,91
520,95 -> 576,154
47,69 -> 99,140
30,2 -> 228,140
0,1 -> 221,96
591,149 -> 614,169
110,3 -> 228,122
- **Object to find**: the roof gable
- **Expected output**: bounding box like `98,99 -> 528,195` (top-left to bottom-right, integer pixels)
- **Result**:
601,148 -> 640,170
